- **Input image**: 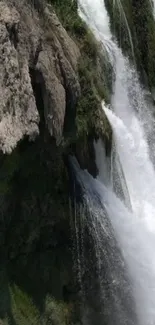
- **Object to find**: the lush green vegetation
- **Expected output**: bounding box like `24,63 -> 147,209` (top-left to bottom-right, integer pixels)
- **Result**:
50,0 -> 112,139
0,282 -> 72,325
76,55 -> 111,139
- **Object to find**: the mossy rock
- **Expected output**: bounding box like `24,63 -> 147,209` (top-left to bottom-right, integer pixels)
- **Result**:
9,285 -> 39,325
50,0 -> 112,140
43,296 -> 72,325
1,283 -> 73,325
105,0 -> 155,88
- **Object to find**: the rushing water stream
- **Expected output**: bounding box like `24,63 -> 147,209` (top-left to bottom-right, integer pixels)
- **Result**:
75,0 -> 155,324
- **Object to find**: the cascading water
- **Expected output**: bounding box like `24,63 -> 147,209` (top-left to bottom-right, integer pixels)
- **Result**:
152,0 -> 155,13
112,0 -> 135,59
75,0 -> 155,324
70,157 -> 138,325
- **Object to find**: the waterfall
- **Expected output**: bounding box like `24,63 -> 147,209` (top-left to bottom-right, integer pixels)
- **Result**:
94,138 -> 110,187
112,0 -> 135,59
70,157 -> 138,325
152,0 -> 155,13
76,0 -> 155,324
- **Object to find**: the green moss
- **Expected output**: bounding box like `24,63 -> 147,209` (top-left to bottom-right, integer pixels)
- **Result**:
43,296 -> 72,325
1,283 -> 72,325
50,0 -> 78,33
50,0 -> 112,140
76,56 -> 111,138
9,285 -> 39,325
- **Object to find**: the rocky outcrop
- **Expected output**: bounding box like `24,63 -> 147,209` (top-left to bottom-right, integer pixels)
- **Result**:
0,2 -> 39,153
0,1 -> 112,324
0,0 -> 80,152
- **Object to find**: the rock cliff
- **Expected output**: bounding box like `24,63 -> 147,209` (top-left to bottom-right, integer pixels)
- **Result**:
1,0 -> 155,324
0,0 -> 81,152
0,0 -> 111,324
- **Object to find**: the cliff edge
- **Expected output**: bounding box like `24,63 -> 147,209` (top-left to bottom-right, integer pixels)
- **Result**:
0,0 -> 81,153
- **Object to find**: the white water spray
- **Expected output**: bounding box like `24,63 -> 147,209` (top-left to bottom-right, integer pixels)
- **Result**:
94,138 -> 110,186
78,0 -> 155,324
151,0 -> 155,14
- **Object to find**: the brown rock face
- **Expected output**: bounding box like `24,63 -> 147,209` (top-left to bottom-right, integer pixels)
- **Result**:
0,0 -> 80,152
0,2 -> 39,153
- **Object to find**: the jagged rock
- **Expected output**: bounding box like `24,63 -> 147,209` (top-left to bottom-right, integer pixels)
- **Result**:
0,0 -> 80,152
0,2 -> 39,153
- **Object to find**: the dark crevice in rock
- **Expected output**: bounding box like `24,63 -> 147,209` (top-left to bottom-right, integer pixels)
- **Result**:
28,0 -> 45,13
71,133 -> 98,178
29,67 -> 46,134
57,55 -> 79,137
33,39 -> 42,67
63,87 -> 77,137
6,23 -> 19,49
